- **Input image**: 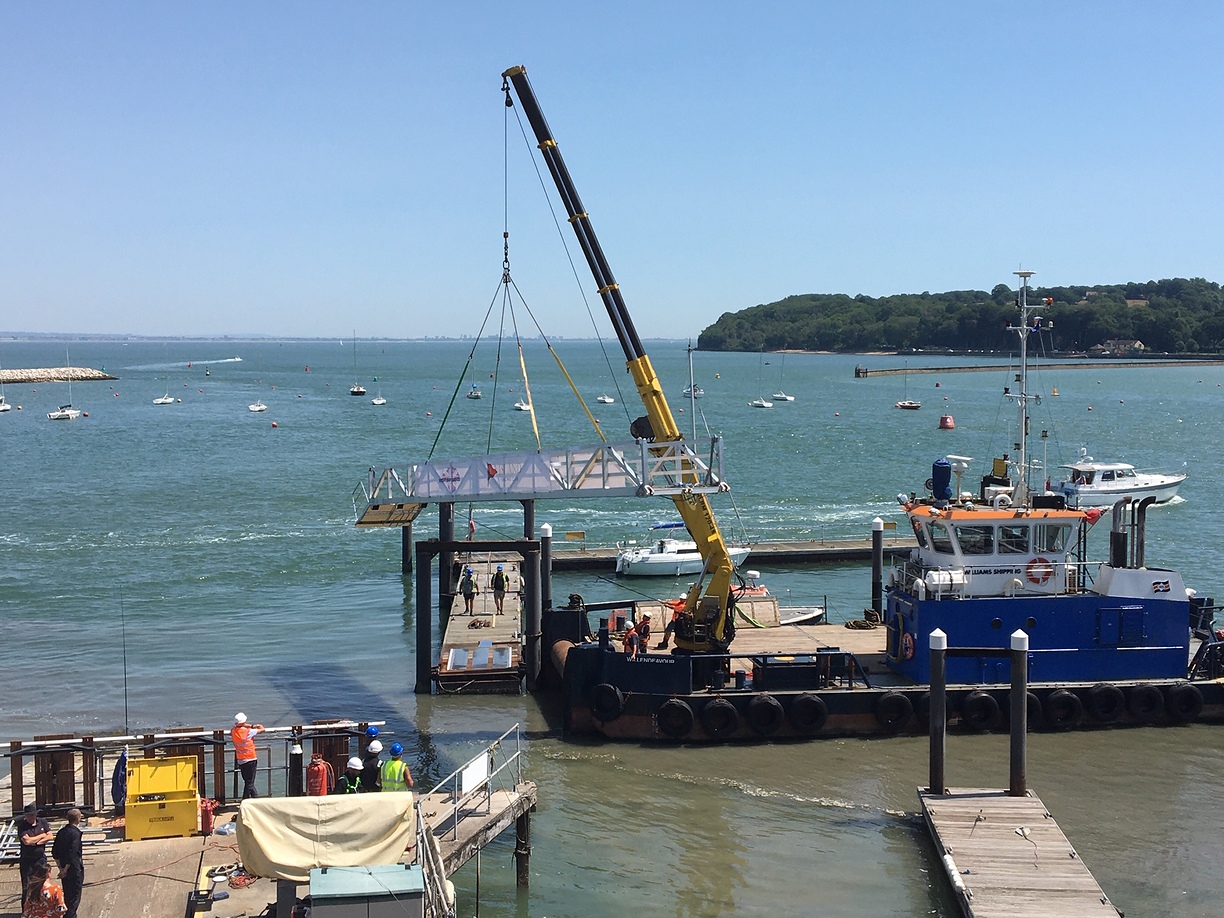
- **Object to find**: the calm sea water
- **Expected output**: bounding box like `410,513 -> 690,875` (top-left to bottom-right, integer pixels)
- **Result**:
2,338 -> 1223,916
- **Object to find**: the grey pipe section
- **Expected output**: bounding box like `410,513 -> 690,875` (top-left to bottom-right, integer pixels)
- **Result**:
1009,630 -> 1028,797
928,629 -> 947,795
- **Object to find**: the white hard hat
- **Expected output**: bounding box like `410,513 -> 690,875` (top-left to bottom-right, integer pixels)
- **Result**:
641,611 -> 651,619
347,757 -> 364,771
234,712 -> 247,724
367,740 -> 382,754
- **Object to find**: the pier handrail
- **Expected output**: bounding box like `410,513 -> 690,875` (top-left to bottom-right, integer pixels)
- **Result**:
415,804 -> 457,918
423,723 -> 524,842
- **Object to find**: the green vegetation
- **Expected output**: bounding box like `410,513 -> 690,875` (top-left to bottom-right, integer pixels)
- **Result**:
697,277 -> 1224,354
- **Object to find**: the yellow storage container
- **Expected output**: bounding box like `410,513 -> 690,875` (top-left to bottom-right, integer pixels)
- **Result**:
126,755 -> 200,841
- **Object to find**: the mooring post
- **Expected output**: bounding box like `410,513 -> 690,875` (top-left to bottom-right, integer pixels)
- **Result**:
1009,629 -> 1029,797
415,541 -> 434,694
928,628 -> 947,795
540,523 -> 553,616
514,808 -> 532,886
438,503 -> 455,622
521,499 -> 535,539
401,521 -> 413,574
276,880 -> 297,917
871,517 -> 884,615
523,545 -> 542,692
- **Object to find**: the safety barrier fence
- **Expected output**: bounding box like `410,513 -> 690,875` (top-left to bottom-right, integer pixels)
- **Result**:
422,723 -> 524,843
2,719 -> 384,817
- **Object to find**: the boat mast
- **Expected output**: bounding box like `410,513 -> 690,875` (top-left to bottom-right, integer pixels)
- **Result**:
1008,270 -> 1039,503
687,340 -> 697,443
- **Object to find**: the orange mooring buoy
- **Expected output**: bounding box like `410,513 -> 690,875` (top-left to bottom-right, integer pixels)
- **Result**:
939,414 -> 955,429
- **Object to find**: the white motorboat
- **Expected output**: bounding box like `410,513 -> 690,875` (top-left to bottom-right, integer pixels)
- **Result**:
596,393 -> 614,404
514,399 -> 531,411
682,384 -> 703,399
1054,448 -> 1186,508
615,523 -> 751,576
748,397 -> 774,409
248,400 -> 268,413
153,394 -> 174,405
894,399 -> 922,410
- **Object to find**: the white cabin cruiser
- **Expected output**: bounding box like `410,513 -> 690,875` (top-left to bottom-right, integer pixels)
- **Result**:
616,522 -> 750,576
1055,448 -> 1186,508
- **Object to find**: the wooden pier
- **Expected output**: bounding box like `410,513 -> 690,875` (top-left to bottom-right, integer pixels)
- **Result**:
920,788 -> 1118,917
435,558 -> 524,694
920,630 -> 1119,917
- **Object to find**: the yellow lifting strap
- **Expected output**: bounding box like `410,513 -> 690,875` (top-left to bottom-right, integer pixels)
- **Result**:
517,343 -> 541,451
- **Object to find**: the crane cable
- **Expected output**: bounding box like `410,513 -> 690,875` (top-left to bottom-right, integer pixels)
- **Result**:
505,77 -> 633,424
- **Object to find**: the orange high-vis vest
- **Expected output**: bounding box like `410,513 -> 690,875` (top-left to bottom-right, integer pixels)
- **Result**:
231,724 -> 257,763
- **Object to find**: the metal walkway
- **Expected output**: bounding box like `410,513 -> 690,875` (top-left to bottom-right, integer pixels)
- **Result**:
356,437 -> 728,527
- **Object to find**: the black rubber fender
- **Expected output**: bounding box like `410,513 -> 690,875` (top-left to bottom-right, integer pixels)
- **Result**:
788,693 -> 828,734
656,698 -> 694,739
700,697 -> 740,740
1165,682 -> 1203,723
960,690 -> 999,732
1086,683 -> 1125,723
589,682 -> 625,722
1126,684 -> 1164,723
875,691 -> 913,732
1043,688 -> 1082,730
746,693 -> 785,736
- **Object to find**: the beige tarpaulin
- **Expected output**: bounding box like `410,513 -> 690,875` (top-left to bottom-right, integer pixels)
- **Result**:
236,793 -> 415,883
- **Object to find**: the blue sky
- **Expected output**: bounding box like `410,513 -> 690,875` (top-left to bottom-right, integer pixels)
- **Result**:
2,3 -> 1221,339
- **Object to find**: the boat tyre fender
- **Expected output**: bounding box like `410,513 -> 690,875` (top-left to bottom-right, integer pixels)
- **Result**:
1043,689 -> 1082,730
1086,683 -> 1126,723
746,693 -> 785,736
875,692 -> 913,732
1025,691 -> 1044,730
1126,684 -> 1164,723
788,693 -> 828,734
1165,682 -> 1203,724
656,698 -> 694,739
700,697 -> 740,740
960,690 -> 999,732
590,683 -> 625,722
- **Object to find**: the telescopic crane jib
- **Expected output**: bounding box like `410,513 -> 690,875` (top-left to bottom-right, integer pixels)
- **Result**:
501,65 -> 739,654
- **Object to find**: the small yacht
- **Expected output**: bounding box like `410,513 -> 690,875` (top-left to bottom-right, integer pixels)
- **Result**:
153,394 -> 174,405
514,399 -> 532,411
371,392 -> 387,406
748,396 -> 774,409
466,383 -> 483,399
596,393 -> 615,404
248,400 -> 268,413
682,384 -> 703,399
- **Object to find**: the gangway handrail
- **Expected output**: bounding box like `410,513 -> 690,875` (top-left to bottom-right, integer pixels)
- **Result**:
423,723 -> 524,841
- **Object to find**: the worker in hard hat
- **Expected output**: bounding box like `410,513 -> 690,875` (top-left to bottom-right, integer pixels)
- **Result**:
380,742 -> 414,792
459,566 -> 479,613
490,565 -> 510,614
360,740 -> 383,792
334,757 -> 364,794
231,712 -> 266,799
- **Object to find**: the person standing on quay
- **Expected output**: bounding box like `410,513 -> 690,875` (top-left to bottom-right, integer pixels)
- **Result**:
334,758 -> 364,794
18,804 -> 53,908
22,860 -> 65,918
231,712 -> 266,799
52,808 -> 84,918
459,567 -> 479,614
490,565 -> 509,614
380,743 -> 414,792
360,740 -> 383,792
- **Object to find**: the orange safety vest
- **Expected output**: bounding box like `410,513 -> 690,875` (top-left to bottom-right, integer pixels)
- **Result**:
231,724 -> 257,763
622,626 -> 638,654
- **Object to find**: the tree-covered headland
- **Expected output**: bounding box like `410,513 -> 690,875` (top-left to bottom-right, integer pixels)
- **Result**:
697,277 -> 1224,354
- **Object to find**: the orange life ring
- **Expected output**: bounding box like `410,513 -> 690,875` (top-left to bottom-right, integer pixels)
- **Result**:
1026,557 -> 1054,585
901,632 -> 915,660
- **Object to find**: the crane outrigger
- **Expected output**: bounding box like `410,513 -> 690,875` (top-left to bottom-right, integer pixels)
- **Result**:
502,65 -> 740,657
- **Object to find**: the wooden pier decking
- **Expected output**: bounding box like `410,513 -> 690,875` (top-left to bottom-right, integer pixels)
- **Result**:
919,787 -> 1119,918
435,558 -> 524,694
